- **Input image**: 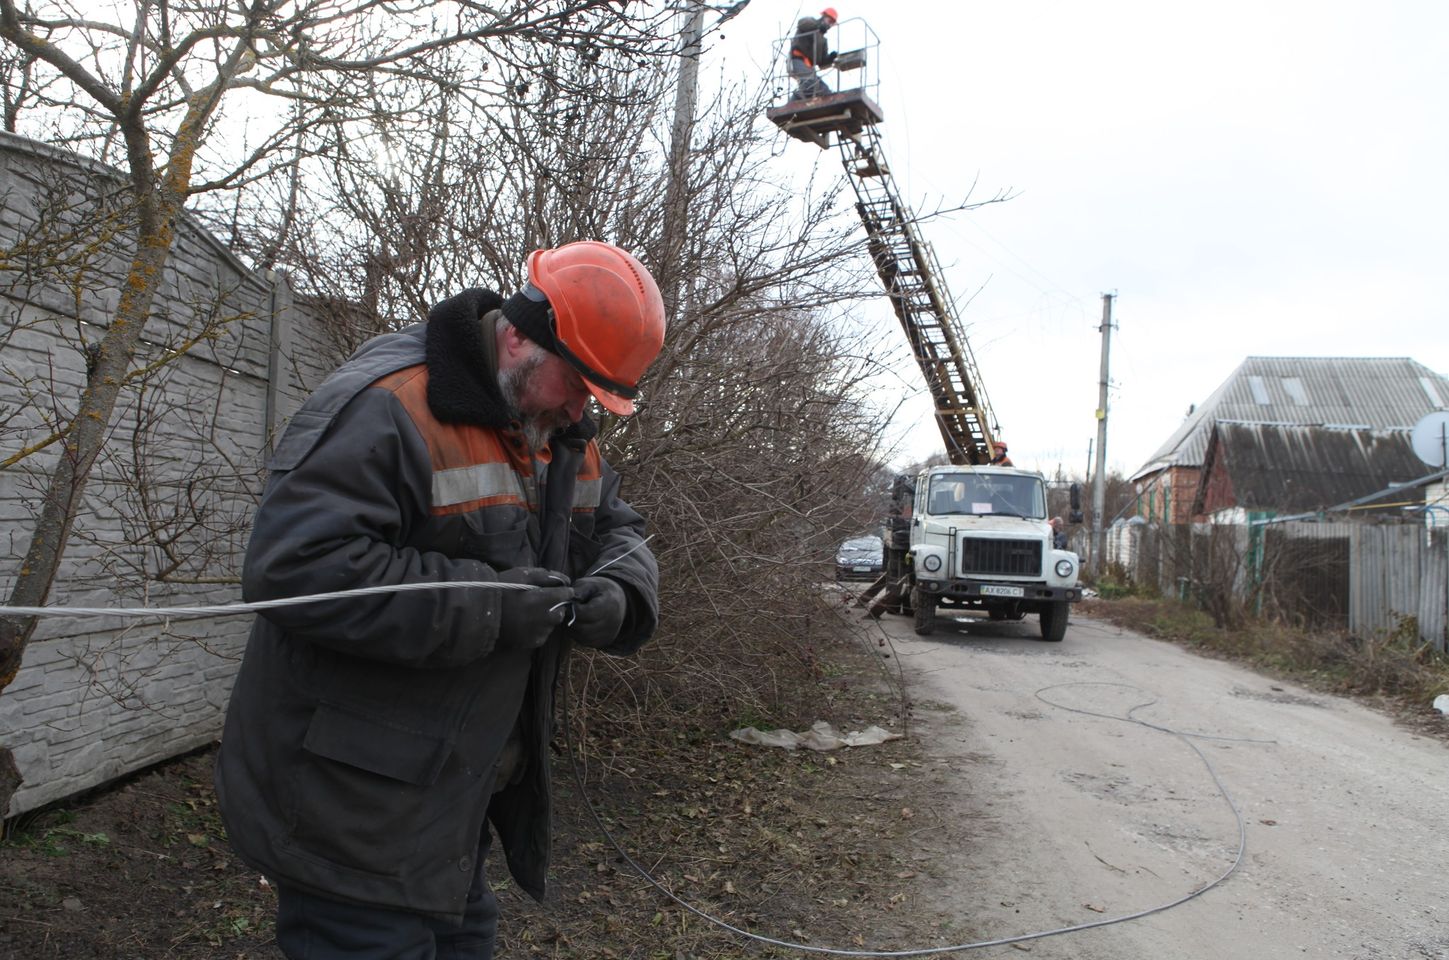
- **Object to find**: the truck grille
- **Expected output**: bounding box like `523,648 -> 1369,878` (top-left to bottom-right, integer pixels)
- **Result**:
958,538 -> 1042,577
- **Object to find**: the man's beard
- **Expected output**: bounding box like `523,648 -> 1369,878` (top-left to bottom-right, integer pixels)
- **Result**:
499,351 -> 573,452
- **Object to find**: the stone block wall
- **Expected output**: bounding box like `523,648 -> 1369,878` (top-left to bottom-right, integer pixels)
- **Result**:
0,131 -> 345,815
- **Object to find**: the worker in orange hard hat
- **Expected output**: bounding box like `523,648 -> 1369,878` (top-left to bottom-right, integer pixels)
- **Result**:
989,439 -> 1014,467
788,6 -> 839,101
218,240 -> 665,960
501,240 -> 666,422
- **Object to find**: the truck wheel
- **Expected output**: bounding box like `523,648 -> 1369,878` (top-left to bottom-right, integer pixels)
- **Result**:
1038,601 -> 1068,642
912,588 -> 936,636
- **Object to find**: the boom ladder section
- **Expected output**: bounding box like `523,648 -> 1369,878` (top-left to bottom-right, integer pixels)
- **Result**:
837,125 -> 998,465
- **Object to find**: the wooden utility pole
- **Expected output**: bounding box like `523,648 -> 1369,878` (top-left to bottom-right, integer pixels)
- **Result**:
1090,293 -> 1115,576
660,1 -> 705,320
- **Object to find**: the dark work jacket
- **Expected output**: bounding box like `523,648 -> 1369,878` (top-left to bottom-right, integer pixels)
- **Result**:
790,16 -> 834,68
214,291 -> 659,921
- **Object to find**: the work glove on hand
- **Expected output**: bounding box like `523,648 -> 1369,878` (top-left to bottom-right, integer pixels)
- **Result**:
496,567 -> 574,651
564,576 -> 629,649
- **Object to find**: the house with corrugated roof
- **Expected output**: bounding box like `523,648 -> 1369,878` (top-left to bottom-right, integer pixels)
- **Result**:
1130,357 -> 1449,524
1190,423 -> 1427,523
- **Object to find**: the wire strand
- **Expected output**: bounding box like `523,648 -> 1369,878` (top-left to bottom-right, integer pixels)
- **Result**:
0,537 -> 656,621
0,580 -> 534,620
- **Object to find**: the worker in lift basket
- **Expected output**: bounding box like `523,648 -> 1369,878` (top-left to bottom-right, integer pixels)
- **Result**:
789,6 -> 839,101
989,440 -> 1014,467
214,241 -> 665,960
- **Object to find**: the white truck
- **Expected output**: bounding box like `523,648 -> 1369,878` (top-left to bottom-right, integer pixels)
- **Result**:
905,464 -> 1083,640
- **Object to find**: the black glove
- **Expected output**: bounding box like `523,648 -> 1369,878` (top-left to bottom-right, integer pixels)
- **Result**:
496,567 -> 574,651
822,51 -> 837,67
564,576 -> 629,648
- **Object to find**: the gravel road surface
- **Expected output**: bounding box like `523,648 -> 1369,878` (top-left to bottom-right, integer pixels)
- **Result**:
876,609 -> 1448,959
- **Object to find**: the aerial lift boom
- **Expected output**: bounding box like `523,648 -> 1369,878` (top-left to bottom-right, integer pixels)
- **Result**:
766,20 -> 998,465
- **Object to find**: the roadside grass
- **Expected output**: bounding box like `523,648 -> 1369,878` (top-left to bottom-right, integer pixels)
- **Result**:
1083,593 -> 1449,719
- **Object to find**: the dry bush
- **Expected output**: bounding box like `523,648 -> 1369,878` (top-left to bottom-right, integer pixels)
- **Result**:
591,304 -> 893,730
253,48 -> 900,733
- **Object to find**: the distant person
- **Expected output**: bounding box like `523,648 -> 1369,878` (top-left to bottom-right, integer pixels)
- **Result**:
1050,516 -> 1068,550
788,7 -> 838,101
988,440 -> 1013,467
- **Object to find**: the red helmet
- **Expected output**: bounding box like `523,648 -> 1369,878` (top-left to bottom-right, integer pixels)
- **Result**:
526,241 -> 666,416
821,7 -> 839,21
992,440 -> 1008,450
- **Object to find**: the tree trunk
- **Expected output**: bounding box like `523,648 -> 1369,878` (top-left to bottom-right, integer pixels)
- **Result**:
0,183 -> 182,814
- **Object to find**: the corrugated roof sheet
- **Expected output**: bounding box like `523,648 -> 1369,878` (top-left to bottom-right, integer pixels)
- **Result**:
1132,357 -> 1449,480
1196,423 -> 1427,514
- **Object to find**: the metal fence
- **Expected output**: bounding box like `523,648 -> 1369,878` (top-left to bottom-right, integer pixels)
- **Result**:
1105,520 -> 1449,650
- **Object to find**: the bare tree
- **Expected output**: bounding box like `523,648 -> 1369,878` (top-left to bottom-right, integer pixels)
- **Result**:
259,53 -> 904,723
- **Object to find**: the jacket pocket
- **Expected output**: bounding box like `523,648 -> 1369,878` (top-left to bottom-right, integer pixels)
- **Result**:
461,515 -> 533,569
302,703 -> 452,785
286,706 -> 461,877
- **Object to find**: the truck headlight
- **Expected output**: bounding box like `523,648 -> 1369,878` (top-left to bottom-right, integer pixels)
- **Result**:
1055,559 -> 1074,578
923,554 -> 942,573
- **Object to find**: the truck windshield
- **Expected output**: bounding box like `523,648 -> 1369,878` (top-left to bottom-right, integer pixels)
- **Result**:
926,473 -> 1046,518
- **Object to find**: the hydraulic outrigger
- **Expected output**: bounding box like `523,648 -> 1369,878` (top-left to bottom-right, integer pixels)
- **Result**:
766,20 -> 999,466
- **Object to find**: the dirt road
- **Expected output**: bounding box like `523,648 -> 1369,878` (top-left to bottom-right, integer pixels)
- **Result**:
876,610 -> 1449,959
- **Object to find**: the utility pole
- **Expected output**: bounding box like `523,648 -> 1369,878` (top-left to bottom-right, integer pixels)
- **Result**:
1089,293 -> 1115,576
661,1 -> 705,320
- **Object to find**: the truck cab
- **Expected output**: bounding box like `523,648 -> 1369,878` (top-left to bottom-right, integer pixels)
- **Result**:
907,465 -> 1082,640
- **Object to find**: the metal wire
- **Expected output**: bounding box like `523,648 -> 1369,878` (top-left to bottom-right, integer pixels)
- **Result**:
0,537 -> 654,621
0,580 -> 534,620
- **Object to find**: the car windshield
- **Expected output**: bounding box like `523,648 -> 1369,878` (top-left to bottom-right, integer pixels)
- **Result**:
838,536 -> 882,558
925,473 -> 1046,518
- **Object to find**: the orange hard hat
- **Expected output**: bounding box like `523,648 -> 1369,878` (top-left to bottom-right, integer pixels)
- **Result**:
821,7 -> 838,20
525,241 -> 666,416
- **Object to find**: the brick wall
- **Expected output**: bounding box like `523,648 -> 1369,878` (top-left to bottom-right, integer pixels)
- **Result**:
1136,465 -> 1201,525
0,132 -> 345,815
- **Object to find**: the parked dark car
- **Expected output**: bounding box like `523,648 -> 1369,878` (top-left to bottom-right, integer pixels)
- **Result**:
835,535 -> 884,581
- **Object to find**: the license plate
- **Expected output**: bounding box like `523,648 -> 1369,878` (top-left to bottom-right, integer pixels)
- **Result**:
853,566 -> 871,572
981,584 -> 1024,598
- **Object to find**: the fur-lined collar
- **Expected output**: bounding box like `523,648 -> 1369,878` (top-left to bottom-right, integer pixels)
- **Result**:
424,287 -> 596,447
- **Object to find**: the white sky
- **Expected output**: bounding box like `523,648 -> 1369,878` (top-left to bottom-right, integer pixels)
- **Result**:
702,0 -> 1449,477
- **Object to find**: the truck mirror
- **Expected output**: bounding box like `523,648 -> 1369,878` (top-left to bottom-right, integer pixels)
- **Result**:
1069,510 -> 1084,524
1069,483 -> 1082,511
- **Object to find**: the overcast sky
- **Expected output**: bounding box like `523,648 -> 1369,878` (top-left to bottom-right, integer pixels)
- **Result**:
702,0 -> 1449,477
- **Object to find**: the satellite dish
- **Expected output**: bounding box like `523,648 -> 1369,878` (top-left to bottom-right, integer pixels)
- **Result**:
1410,411 -> 1449,468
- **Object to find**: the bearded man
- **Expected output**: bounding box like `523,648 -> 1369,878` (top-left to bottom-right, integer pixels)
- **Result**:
215,241 -> 665,960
